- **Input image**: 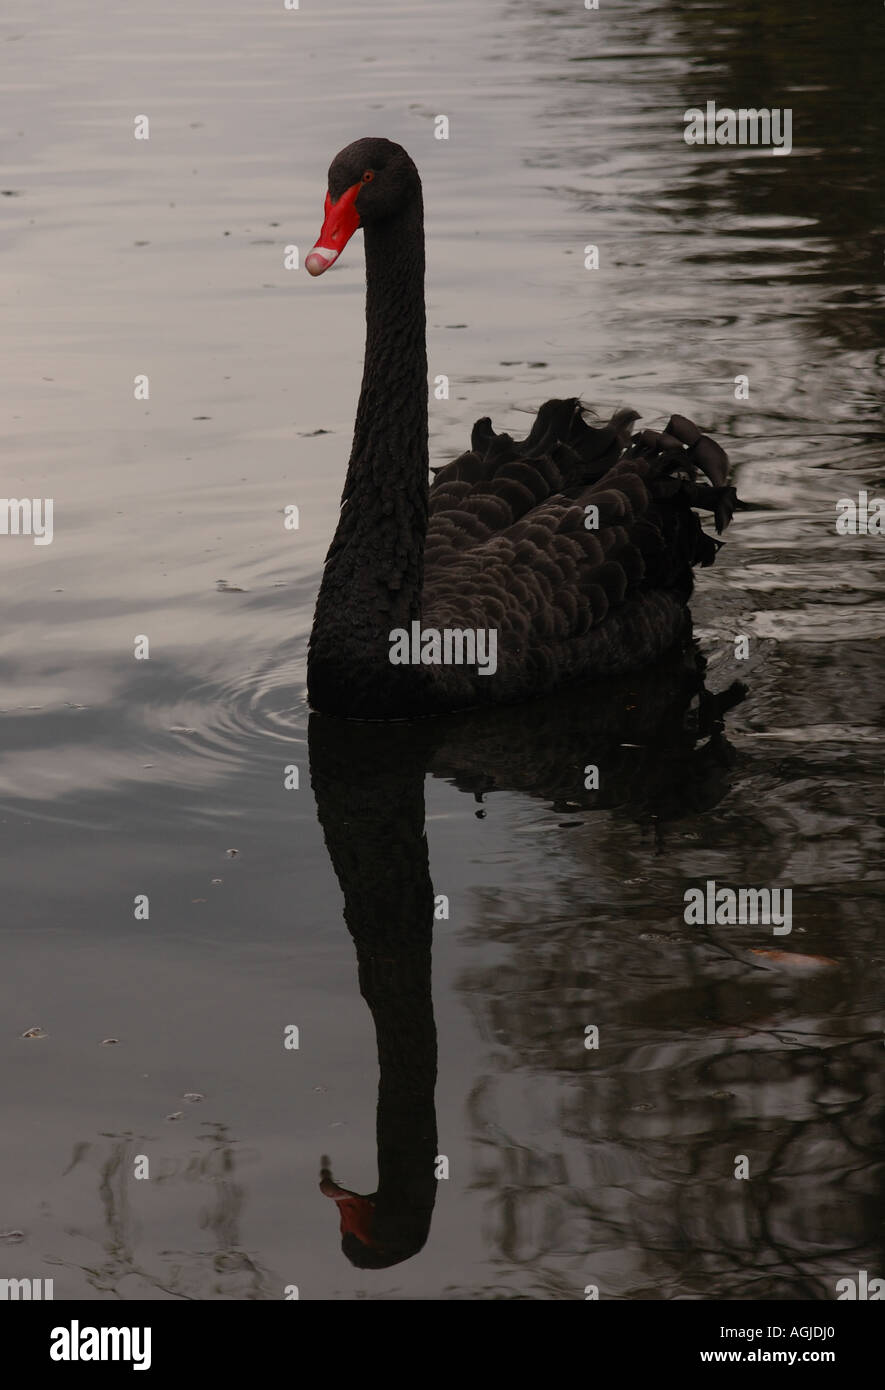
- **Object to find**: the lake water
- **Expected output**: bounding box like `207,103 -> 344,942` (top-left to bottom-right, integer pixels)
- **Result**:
1,0 -> 882,1299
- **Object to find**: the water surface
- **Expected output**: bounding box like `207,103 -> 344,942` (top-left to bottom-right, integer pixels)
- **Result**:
1,0 -> 883,1299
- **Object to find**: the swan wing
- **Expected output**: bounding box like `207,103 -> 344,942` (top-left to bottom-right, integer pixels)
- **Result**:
424,399 -> 736,670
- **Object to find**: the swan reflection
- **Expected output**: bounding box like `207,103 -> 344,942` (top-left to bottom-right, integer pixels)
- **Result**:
310,645 -> 745,1269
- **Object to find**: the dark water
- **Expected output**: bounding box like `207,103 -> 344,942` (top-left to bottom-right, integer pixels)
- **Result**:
1,0 -> 882,1299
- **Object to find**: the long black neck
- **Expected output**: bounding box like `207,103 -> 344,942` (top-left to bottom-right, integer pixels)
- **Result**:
308,195 -> 428,711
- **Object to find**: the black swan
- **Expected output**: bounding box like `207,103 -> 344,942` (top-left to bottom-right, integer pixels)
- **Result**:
305,137 -> 737,720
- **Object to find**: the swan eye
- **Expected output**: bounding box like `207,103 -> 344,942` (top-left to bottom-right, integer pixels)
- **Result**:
361,170 -> 375,183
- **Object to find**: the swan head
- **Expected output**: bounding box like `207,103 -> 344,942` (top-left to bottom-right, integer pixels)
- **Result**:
305,137 -> 420,276
320,1158 -> 429,1268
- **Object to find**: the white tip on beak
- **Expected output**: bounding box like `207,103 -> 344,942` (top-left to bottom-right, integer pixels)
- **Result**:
305,246 -> 339,276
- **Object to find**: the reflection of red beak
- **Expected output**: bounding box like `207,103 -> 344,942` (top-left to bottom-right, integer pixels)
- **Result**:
320,1165 -> 378,1245
305,182 -> 361,276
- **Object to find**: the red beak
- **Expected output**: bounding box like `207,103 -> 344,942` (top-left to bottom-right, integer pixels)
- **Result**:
305,182 -> 362,276
320,1171 -> 379,1246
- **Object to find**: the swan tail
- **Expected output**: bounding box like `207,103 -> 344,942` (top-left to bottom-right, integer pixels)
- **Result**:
619,413 -> 737,535
626,415 -> 730,486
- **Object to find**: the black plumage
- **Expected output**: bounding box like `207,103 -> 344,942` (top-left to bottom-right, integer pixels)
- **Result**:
306,140 -> 738,719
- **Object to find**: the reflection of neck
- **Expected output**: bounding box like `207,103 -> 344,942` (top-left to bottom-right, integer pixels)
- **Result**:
309,716 -> 439,1264
359,907 -> 437,1252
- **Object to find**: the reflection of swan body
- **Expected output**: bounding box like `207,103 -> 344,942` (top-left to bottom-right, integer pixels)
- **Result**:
309,648 -> 744,1267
